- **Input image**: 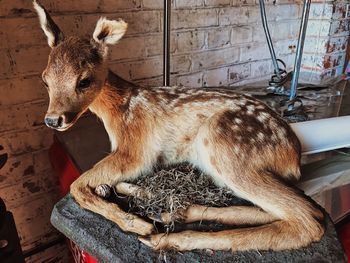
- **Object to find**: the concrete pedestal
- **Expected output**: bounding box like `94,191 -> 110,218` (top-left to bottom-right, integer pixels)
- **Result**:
51,194 -> 346,263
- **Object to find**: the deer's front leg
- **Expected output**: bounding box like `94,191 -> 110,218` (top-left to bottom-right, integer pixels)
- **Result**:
70,153 -> 154,236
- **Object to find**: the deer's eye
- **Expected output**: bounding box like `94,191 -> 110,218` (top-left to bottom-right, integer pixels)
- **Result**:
77,78 -> 92,91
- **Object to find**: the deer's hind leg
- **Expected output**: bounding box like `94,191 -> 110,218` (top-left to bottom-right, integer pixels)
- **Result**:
159,205 -> 278,226
140,110 -> 324,251
140,169 -> 324,251
70,153 -> 154,236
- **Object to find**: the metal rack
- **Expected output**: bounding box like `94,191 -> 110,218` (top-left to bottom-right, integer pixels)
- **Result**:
162,0 -> 312,116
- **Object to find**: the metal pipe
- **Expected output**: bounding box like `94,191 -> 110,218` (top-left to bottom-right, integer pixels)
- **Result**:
163,0 -> 171,86
289,0 -> 312,102
290,116 -> 350,155
258,0 -> 281,79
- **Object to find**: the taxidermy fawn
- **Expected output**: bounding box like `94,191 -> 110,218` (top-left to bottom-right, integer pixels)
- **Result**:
34,0 -> 324,251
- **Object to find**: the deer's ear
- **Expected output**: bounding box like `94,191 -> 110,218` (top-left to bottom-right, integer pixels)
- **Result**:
33,0 -> 64,48
93,17 -> 127,45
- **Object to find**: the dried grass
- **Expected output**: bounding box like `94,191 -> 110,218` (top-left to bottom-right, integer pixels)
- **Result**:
121,163 -> 248,226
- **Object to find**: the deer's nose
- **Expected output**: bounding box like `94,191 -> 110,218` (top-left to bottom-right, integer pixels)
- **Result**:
44,116 -> 63,128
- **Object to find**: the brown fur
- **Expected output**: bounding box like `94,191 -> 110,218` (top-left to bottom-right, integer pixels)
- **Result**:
34,3 -> 324,252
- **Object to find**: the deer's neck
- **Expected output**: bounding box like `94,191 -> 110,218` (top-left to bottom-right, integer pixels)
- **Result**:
89,77 -> 133,152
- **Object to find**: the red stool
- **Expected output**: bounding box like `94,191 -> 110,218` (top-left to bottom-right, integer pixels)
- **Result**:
49,135 -> 98,263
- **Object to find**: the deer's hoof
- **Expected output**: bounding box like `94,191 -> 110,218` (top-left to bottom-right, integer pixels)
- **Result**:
95,184 -> 111,199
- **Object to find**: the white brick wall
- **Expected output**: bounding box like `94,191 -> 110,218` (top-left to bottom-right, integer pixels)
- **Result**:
0,0 -> 349,258
300,1 -> 350,83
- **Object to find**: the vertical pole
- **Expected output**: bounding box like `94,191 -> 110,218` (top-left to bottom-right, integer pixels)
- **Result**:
259,0 -> 281,79
163,0 -> 171,86
289,0 -> 311,104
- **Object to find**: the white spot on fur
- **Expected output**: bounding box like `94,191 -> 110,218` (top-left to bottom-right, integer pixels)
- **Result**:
277,128 -> 286,139
257,132 -> 265,141
246,105 -> 255,114
257,112 -> 270,122
238,100 -> 247,106
234,118 -> 242,124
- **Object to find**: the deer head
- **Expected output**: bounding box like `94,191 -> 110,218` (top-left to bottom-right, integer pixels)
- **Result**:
33,0 -> 127,131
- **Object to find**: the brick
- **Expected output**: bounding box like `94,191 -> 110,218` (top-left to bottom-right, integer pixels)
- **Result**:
57,11 -> 161,37
33,149 -> 52,175
176,72 -> 203,87
306,20 -> 331,37
0,101 -> 47,132
301,51 -> 346,71
110,36 -> 148,61
0,126 -> 53,156
0,17 -> 45,49
176,30 -> 206,52
289,20 -> 301,38
325,36 -> 349,53
176,0 -> 204,8
250,60 -> 273,78
0,49 -> 15,78
232,0 -> 256,5
0,10 -> 160,49
231,26 -> 253,45
207,27 -> 231,48
0,0 -> 34,17
300,65 -> 343,84
2,169 -> 59,208
303,37 -> 329,54
271,22 -> 295,40
10,191 -> 61,251
136,76 -> 164,87
0,153 -> 34,189
172,9 -> 218,29
0,0 -> 142,17
219,7 -> 249,25
268,4 -> 300,21
330,20 -> 350,36
110,57 -> 163,80
113,33 -> 175,60
239,44 -> 270,62
1,46 -> 50,77
203,67 -> 229,86
171,55 -> 192,74
246,4 -> 300,24
308,3 -> 333,20
274,39 -> 298,56
25,243 -> 70,263
0,76 -> 47,106
191,47 -> 240,70
303,36 -> 348,56
142,0 -> 164,9
228,63 -> 251,83
204,0 -> 231,6
333,3 -> 350,20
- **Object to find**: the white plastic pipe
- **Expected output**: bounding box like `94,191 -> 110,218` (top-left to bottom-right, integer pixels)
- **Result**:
290,116 -> 350,155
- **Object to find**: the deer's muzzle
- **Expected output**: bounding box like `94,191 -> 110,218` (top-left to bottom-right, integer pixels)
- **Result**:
45,116 -> 63,129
